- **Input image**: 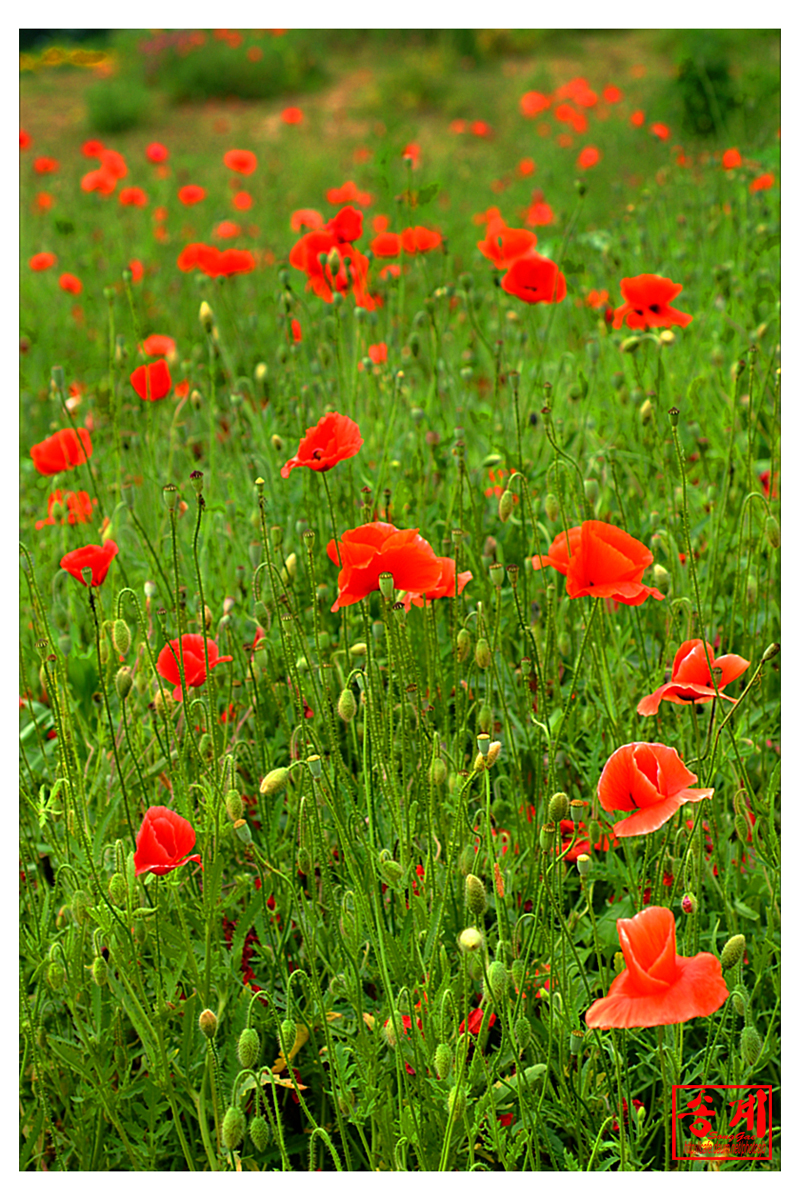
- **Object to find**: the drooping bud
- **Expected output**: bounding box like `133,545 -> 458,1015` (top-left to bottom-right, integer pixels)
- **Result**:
475,638 -> 491,669
639,397 -> 653,425
653,563 -> 670,593
199,300 -> 214,334
721,934 -> 746,971
740,1026 -> 762,1067
91,956 -> 108,987
485,960 -> 508,1002
237,1027 -> 260,1069
260,767 -> 289,796
337,687 -> 357,723
465,874 -> 487,916
225,789 -> 244,821
108,872 -> 127,907
198,1009 -> 218,1039
115,666 -> 133,700
430,757 -> 447,787
222,1105 -> 246,1150
279,1018 -> 296,1057
548,792 -> 569,824
544,493 -> 559,522
71,890 -> 89,925
498,489 -> 515,523
47,960 -> 65,990
249,1115 -> 270,1152
732,987 -> 747,1018
112,619 -> 131,657
434,1042 -> 453,1079
379,858 -> 403,886
765,516 -> 780,549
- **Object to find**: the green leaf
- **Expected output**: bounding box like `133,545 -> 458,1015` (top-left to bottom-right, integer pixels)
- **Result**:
416,183 -> 440,207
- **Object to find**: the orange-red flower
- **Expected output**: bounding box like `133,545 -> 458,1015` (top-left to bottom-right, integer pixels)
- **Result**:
630,110 -> 645,127
130,359 -> 172,401
501,253 -> 566,305
82,139 -> 104,157
585,907 -> 727,1029
35,489 -> 94,530
327,522 -> 443,613
750,172 -> 775,193
34,156 -> 59,174
59,273 -> 82,295
290,218 -> 376,309
603,85 -> 623,104
402,557 -> 472,609
146,142 -> 169,163
612,274 -> 692,330
178,185 -> 206,206
142,334 -> 176,358
401,226 -> 442,254
214,220 -> 241,239
554,103 -> 587,134
36,192 -> 54,212
584,288 -> 609,309
223,149 -> 257,175
291,319 -> 302,343
134,806 -> 202,877
477,226 -> 537,270
722,147 -> 742,169
532,520 -> 664,606
61,540 -> 119,587
281,106 -> 304,125
119,187 -> 148,207
327,180 -> 372,206
20,129 -> 32,151
129,259 -> 144,283
291,208 -> 324,232
637,639 -> 749,716
281,411 -> 363,479
518,157 -> 536,176
525,193 -> 554,227
371,231 -> 401,257
470,121 -> 492,138
233,190 -> 252,211
82,166 -> 117,195
650,122 -> 670,141
101,149 -> 128,179
31,428 -> 92,475
577,145 -> 601,169
520,91 -> 551,118
30,252 -> 57,272
157,634 -> 233,701
598,742 -> 714,837
402,142 -> 421,168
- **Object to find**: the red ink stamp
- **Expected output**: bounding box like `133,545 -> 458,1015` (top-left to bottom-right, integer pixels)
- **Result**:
672,1084 -> 773,1161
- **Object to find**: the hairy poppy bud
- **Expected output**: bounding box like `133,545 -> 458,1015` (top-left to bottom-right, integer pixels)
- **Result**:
548,792 -> 569,823
588,818 -> 602,846
108,872 -> 126,907
734,814 -> 751,844
199,301 -> 214,334
222,1104 -> 246,1150
740,1025 -> 762,1067
465,874 -> 487,916
379,858 -> 403,885
765,516 -> 780,549
653,564 -> 670,593
486,960 -> 508,1002
115,666 -> 133,700
430,757 -> 447,787
761,642 -> 780,663
478,704 -> 493,734
458,927 -> 483,954
237,1026 -> 260,1069
47,960 -> 65,990
475,638 -> 491,669
514,1014 -> 532,1049
260,767 -> 289,796
198,1008 -> 218,1039
681,893 -> 697,915
92,956 -> 108,987
112,619 -> 131,657
448,1087 -> 466,1121
225,789 -> 244,821
732,987 -> 747,1018
249,1115 -> 270,1152
544,493 -> 559,522
721,934 -> 746,971
71,889 -> 89,925
498,489 -> 515,523
337,687 -> 357,723
584,479 -> 599,506
457,628 -> 471,662
621,335 -> 641,354
434,1042 -> 452,1079
280,1018 -> 296,1057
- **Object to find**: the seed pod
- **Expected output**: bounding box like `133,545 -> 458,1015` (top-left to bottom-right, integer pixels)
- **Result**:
112,619 -> 131,657
465,874 -> 487,916
337,687 -> 357,723
475,638 -> 491,669
721,934 -> 746,971
548,792 -> 569,823
577,853 -> 592,877
434,1042 -> 453,1079
740,1026 -> 762,1067
260,767 -> 289,796
237,1027 -> 260,1069
249,1115 -> 270,1152
457,628 -> 471,662
539,822 -> 556,852
222,1104 -> 246,1150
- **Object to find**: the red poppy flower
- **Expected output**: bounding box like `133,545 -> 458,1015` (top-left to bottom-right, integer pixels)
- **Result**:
223,149 -> 257,175
281,106 -> 304,125
402,557 -> 472,609
178,185 -> 206,206
630,110 -> 645,127
650,122 -> 670,141
291,318 -> 302,343
722,148 -> 742,169
518,157 -> 536,176
176,242 -> 206,272
759,469 -> 779,499
470,121 -> 492,138
637,639 -> 749,716
327,181 -> 372,206
327,522 -> 443,613
34,156 -> 59,174
36,192 -> 54,212
371,231 -> 402,257
100,149 -> 127,179
603,85 -> 623,104
133,806 -> 202,877
20,129 -> 32,151
31,427 -> 93,475
290,230 -> 376,309
367,342 -> 387,364
559,818 -> 617,861
291,208 -> 324,232
402,142 -> 421,168
59,273 -> 82,295
459,1008 -> 496,1036
554,103 -> 588,134
146,142 -> 169,163
232,191 -> 252,211
525,195 -> 555,227
449,118 -> 467,134
380,263 -> 402,280
281,411 -> 363,479
501,253 -> 566,305
128,259 -> 144,284
29,252 -> 57,272
119,187 -> 148,207
130,359 -> 172,401
584,288 -> 609,309
156,634 -> 233,701
81,166 -> 117,195
598,742 -> 714,838
142,334 -> 176,358
206,247 -> 256,278
585,906 -> 727,1029
520,91 -> 551,118
81,139 -> 104,157
326,205 -> 364,245
477,226 -> 537,270
750,172 -> 775,193
612,274 -> 692,331
532,520 -> 664,606
35,489 -> 94,530
401,226 -> 442,254
60,540 -> 119,587
577,145 -> 601,169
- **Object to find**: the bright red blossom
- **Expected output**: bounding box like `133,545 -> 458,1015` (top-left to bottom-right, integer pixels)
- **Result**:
130,359 -> 172,401
598,742 -> 714,838
650,122 -> 670,140
327,181 -> 372,206
178,185 -> 206,206
327,522 -> 443,613
119,187 -> 148,207
459,1009 -> 496,1036
34,156 -> 59,174
613,274 -> 692,330
146,142 -> 169,163
223,149 -> 257,175
60,540 -> 119,588
532,520 -> 664,606
36,490 -> 94,530
637,639 -> 749,715
501,253 -> 566,305
585,907 -> 727,1029
291,208 -> 324,232
156,635 -> 233,701
402,557 -> 472,609
722,148 -> 742,169
750,172 -> 775,193
134,806 -> 202,877
30,252 -> 57,271
281,411 -> 363,478
477,226 -> 538,269
281,107 -> 304,125
59,273 -> 82,295
31,428 -> 92,475
577,145 -> 601,169
142,334 -> 176,358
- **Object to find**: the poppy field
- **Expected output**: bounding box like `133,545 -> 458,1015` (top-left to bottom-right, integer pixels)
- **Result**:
19,29 -> 780,1172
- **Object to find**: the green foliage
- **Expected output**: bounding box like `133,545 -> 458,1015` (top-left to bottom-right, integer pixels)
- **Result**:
85,76 -> 152,134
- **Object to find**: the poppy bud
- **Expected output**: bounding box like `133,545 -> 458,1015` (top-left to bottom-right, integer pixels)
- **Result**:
485,740 -> 502,768
434,1042 -> 452,1079
548,792 -> 569,823
198,733 -> 214,763
765,516 -> 780,549
254,362 -> 268,384
613,952 -> 625,974
539,822 -> 556,852
498,489 -> 515,523
734,814 -> 751,844
71,890 -> 90,925
732,987 -> 747,1018
584,479 -> 599,506
430,757 -> 447,787
448,1087 -> 466,1121
621,336 -> 641,354
338,687 -> 357,723
47,960 -> 65,990
92,956 -> 108,987
199,301 -> 214,333
115,666 -> 133,700
740,1026 -> 762,1067
458,927 -> 483,954
382,1013 -> 402,1048
544,493 -> 559,522
475,638 -> 491,669
761,642 -> 780,663
746,575 -> 757,605
457,628 -> 471,662
639,398 -> 653,424
249,1115 -> 270,1152
653,564 -> 670,594
198,1008 -> 218,1039
465,873 -> 487,916
577,853 -> 592,877
477,704 -> 493,734
298,846 -> 312,874
280,1018 -> 296,1057
514,1014 -> 531,1050
110,619 -> 131,657
222,1104 -> 246,1150
486,960 -> 508,1002
681,893 -> 697,915
260,767 -> 289,796
237,1026 -> 260,1069
108,872 -> 126,907
721,934 -> 746,971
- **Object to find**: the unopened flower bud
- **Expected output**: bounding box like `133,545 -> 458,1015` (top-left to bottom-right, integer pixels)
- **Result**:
457,628 -> 471,662
639,397 -> 653,425
199,300 -> 214,333
222,1104 -> 246,1150
721,934 -> 746,971
614,952 -> 625,974
498,489 -> 515,523
485,960 -> 508,1002
237,1026 -> 260,1069
475,638 -> 491,669
430,757 -> 447,786
514,1014 -> 531,1050
732,987 -> 747,1018
198,1008 -> 218,1038
681,892 -> 697,915
653,564 -> 670,593
740,1025 -> 762,1066
458,927 -> 483,954
548,792 -> 569,823
544,493 -> 559,522
108,872 -> 126,907
734,814 -> 751,843
434,1042 -> 452,1079
260,767 -> 289,796
588,818 -> 602,846
465,874 -> 487,916
249,1115 -> 270,1152
765,516 -> 780,549
761,642 -> 780,663
621,335 -> 641,354
279,1018 -> 296,1057
111,619 -> 131,657
225,789 -> 244,821
379,858 -> 403,885
338,687 -> 357,723
91,956 -> 108,986
485,740 -> 501,768
115,666 -> 133,700
47,960 -> 65,990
